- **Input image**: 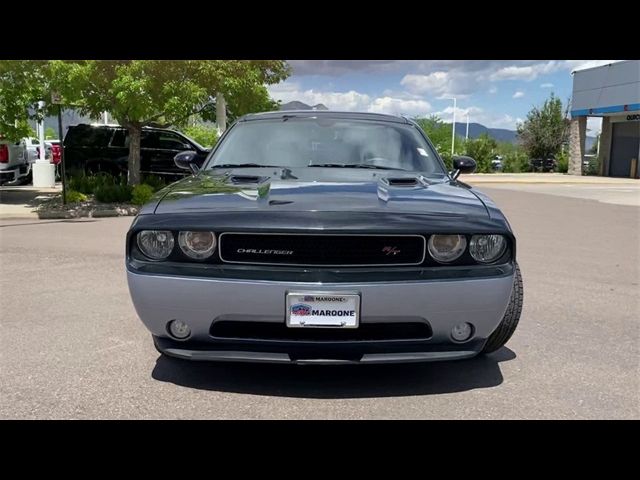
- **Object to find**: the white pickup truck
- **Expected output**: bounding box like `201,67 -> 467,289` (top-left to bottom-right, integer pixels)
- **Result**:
0,137 -> 52,185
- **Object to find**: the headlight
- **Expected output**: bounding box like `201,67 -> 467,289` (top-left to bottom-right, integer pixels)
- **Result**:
178,231 -> 216,260
137,230 -> 174,260
469,234 -> 507,263
427,234 -> 467,263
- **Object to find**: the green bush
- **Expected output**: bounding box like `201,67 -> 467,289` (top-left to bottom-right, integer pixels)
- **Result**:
502,151 -> 531,173
585,156 -> 600,176
131,184 -> 155,205
141,174 -> 166,192
69,172 -> 118,195
182,124 -> 219,148
556,151 -> 569,173
65,189 -> 88,203
94,183 -> 132,203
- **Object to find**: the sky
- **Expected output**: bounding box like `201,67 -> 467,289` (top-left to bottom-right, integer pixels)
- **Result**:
268,60 -> 622,135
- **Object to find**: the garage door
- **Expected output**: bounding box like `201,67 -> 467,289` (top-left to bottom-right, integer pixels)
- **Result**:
610,121 -> 640,178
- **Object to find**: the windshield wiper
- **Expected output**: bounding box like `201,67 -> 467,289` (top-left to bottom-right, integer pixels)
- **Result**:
308,163 -> 406,171
211,163 -> 285,169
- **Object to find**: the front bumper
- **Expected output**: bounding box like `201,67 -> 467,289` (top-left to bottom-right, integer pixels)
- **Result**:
128,266 -> 515,364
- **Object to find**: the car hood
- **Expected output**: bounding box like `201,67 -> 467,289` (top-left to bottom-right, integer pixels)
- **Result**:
152,168 -> 489,218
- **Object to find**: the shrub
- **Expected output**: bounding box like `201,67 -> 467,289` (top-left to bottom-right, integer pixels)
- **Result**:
94,183 -> 132,203
556,150 -> 569,173
65,189 -> 88,203
69,172 -> 118,195
141,174 -> 166,192
502,151 -> 531,173
585,156 -> 600,176
131,184 -> 155,205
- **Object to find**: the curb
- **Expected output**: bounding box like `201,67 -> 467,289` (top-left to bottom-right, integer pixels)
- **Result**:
1,208 -> 137,220
465,181 -> 639,186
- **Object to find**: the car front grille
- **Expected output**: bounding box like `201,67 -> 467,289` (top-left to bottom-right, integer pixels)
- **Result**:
218,233 -> 426,267
210,321 -> 432,342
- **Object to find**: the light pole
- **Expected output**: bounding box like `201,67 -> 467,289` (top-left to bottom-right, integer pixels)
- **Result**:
444,97 -> 457,155
465,112 -> 470,140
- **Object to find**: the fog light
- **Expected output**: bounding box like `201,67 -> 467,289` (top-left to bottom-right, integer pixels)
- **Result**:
168,320 -> 191,339
451,322 -> 473,342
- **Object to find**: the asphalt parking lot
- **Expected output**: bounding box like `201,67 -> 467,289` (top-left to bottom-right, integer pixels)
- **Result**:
1,184 -> 638,419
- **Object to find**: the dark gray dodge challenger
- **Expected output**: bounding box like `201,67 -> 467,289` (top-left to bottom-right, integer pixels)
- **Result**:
126,110 -> 523,364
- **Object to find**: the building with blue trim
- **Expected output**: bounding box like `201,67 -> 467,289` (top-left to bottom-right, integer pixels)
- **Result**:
569,60 -> 639,178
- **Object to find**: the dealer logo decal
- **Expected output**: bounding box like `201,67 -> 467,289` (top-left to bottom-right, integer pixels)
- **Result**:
291,304 -> 312,316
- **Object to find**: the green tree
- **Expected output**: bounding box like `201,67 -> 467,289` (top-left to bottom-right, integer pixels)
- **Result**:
462,133 -> 497,173
45,127 -> 56,139
182,124 -> 219,149
517,93 -> 569,160
2,60 -> 290,178
414,115 -> 461,169
47,60 -> 290,185
414,115 -> 452,154
0,61 -> 49,140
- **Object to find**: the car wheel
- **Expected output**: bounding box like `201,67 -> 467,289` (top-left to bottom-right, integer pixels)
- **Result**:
482,262 -> 523,354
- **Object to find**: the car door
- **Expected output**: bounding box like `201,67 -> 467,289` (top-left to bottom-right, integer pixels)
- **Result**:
142,130 -> 192,176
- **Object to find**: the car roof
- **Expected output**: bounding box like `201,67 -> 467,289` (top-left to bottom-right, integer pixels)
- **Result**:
68,123 -> 177,132
238,110 -> 412,124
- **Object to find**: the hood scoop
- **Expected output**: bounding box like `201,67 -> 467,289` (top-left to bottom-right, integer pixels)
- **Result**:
226,174 -> 268,185
381,175 -> 429,188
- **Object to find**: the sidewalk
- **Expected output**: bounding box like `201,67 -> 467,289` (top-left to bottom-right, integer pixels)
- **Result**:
0,184 -> 62,219
462,173 -> 639,185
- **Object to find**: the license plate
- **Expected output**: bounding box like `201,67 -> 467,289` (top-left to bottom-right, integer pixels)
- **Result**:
286,292 -> 360,328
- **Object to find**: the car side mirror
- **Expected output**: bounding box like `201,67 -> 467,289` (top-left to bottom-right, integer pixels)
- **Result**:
174,150 -> 199,174
451,155 -> 477,180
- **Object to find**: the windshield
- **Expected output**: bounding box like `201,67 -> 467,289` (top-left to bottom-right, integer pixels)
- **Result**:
206,117 -> 445,174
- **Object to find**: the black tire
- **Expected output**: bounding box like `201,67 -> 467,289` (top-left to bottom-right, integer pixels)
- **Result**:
482,263 -> 523,354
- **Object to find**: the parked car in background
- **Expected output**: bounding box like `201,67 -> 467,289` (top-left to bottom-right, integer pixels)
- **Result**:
63,124 -> 210,179
0,137 -> 31,185
530,156 -> 557,172
491,155 -> 504,171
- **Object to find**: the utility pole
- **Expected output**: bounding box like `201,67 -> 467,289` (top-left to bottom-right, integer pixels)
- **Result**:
103,111 -> 109,124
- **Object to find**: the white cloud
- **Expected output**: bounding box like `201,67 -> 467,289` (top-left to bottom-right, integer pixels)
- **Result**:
401,72 -> 448,95
269,81 -> 526,130
540,83 -> 554,88
489,86 -> 498,94
512,91 -> 525,99
400,71 -> 474,98
268,82 -> 431,117
367,97 -> 432,116
490,61 -> 563,82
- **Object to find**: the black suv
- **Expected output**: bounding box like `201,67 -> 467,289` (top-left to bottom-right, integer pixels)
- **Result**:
63,124 -> 210,179
530,156 -> 557,172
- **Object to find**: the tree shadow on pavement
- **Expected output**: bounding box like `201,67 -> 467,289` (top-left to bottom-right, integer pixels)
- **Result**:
151,347 -> 516,399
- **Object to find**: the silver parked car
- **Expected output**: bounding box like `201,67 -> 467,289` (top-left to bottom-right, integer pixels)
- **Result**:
126,111 -> 523,364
